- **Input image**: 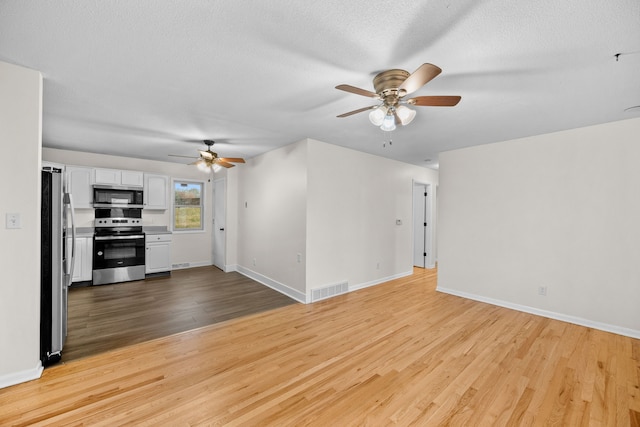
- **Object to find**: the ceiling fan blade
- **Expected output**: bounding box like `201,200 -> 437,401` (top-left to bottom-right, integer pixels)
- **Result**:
335,84 -> 379,98
215,160 -> 235,168
168,154 -> 196,159
337,105 -> 377,118
407,95 -> 461,107
218,157 -> 245,163
398,63 -> 442,95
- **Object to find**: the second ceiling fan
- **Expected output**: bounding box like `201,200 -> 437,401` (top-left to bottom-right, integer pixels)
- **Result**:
169,140 -> 245,172
336,63 -> 461,131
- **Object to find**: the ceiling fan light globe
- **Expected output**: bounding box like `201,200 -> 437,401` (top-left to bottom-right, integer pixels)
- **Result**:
212,163 -> 222,173
380,112 -> 396,131
369,105 -> 387,126
196,160 -> 210,172
396,105 -> 416,125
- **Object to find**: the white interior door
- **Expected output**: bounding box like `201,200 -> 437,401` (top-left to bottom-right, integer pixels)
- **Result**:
413,183 -> 432,268
212,178 -> 226,270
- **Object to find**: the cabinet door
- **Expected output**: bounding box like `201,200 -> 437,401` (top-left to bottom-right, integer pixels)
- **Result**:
71,237 -> 86,283
146,242 -> 172,273
94,168 -> 121,185
81,238 -> 93,281
121,170 -> 144,187
66,166 -> 94,208
144,174 -> 169,210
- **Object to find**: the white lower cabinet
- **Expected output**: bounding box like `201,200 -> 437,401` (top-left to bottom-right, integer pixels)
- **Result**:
146,234 -> 172,274
71,236 -> 93,283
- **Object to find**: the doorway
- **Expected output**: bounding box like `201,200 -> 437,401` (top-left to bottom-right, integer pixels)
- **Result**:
413,182 -> 434,268
212,178 -> 226,270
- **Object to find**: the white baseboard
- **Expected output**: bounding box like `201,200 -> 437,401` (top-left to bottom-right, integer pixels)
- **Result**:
224,264 -> 238,273
236,267 -> 415,304
437,286 -> 640,340
349,270 -> 414,292
0,362 -> 43,390
236,265 -> 307,303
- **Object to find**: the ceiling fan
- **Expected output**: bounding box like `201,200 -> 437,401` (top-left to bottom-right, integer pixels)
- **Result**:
169,140 -> 245,172
336,63 -> 461,131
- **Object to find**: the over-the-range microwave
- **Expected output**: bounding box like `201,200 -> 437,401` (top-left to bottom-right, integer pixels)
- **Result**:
93,185 -> 144,208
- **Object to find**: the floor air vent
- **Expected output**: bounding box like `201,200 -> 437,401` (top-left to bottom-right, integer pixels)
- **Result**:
311,281 -> 349,302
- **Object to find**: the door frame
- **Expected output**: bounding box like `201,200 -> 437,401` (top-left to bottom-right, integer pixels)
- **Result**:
212,177 -> 226,271
412,180 -> 435,269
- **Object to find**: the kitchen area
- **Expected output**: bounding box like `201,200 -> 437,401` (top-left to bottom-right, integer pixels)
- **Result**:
65,165 -> 173,286
40,149 -> 296,364
41,159 -> 176,365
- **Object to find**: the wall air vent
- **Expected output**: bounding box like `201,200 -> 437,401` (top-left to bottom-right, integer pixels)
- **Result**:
311,281 -> 349,302
171,262 -> 190,269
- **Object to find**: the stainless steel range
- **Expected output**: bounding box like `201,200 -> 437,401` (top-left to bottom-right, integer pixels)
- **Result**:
93,208 -> 145,285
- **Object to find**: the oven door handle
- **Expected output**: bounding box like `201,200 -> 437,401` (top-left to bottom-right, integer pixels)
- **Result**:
95,235 -> 145,241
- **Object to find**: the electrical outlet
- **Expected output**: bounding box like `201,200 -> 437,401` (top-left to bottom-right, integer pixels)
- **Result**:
296,253 -> 301,263
538,286 -> 547,296
5,213 -> 21,229
252,258 -> 256,266
376,262 -> 380,270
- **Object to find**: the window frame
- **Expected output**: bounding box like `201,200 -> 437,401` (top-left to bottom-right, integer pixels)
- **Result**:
172,179 -> 206,233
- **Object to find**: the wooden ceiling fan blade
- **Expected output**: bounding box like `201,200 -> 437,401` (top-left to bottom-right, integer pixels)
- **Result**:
337,105 -> 377,118
398,63 -> 442,95
335,84 -> 378,98
219,157 -> 245,163
216,160 -> 235,168
407,95 -> 461,107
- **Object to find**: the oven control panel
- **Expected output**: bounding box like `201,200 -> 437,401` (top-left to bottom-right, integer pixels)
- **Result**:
95,218 -> 143,227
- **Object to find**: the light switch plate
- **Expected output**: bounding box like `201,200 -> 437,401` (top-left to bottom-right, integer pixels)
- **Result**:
6,213 -> 21,229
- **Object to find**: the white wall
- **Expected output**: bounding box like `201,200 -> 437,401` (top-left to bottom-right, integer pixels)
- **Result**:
232,138 -> 439,302
306,139 -> 439,291
236,140 -> 308,296
43,148 -> 215,267
0,61 -> 43,387
438,117 -> 640,337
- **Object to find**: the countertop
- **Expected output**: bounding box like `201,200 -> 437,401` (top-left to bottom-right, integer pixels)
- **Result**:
144,226 -> 172,234
76,227 -> 94,237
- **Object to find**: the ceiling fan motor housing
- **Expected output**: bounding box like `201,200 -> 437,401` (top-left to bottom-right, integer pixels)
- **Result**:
373,69 -> 410,106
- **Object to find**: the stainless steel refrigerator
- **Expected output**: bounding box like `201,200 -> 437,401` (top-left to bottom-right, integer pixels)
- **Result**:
40,167 -> 75,366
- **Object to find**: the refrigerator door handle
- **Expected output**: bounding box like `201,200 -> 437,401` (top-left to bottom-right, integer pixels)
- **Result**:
64,193 -> 77,287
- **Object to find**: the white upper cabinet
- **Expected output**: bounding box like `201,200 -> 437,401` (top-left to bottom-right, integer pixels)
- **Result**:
65,166 -> 94,208
144,174 -> 169,210
94,168 -> 120,185
94,168 -> 143,187
121,170 -> 144,187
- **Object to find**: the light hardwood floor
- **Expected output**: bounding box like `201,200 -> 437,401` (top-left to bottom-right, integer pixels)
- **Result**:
1,267 -> 639,425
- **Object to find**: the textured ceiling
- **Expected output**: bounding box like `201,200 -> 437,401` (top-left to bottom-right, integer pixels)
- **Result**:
1,1 -> 639,169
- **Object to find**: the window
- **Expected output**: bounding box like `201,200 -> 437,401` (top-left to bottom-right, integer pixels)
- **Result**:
173,181 -> 204,231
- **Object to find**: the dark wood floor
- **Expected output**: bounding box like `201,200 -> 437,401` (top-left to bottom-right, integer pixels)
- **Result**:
64,266 -> 298,361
